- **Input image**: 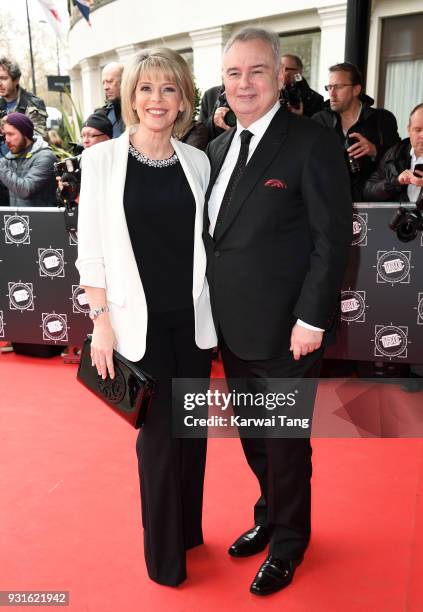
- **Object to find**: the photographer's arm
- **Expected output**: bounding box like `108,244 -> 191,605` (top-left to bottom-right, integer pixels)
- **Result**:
363,151 -> 404,201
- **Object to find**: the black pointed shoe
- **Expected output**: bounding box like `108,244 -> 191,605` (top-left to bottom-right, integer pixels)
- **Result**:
250,554 -> 303,596
228,525 -> 270,557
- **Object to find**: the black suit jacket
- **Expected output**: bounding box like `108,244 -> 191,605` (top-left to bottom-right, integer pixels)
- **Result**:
203,107 -> 353,361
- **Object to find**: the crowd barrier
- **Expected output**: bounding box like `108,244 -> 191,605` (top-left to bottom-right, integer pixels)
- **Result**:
0,204 -> 422,363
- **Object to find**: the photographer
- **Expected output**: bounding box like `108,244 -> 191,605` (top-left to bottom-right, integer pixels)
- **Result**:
363,103 -> 423,202
81,110 -> 112,149
57,111 -> 112,205
313,62 -> 400,201
0,56 -> 48,139
364,103 -> 423,393
280,54 -> 324,117
199,84 -> 233,142
0,113 -> 56,207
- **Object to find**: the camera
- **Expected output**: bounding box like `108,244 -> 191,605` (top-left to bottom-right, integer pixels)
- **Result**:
390,201 -> 423,242
280,73 -> 304,111
344,136 -> 361,174
217,87 -> 237,128
55,154 -> 82,239
55,155 -> 82,206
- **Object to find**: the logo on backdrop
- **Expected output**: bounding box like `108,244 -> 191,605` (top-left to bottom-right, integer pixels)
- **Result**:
376,250 -> 411,284
340,290 -> 367,323
41,312 -> 69,342
417,293 -> 423,326
373,324 -> 409,359
38,248 -> 65,278
3,214 -> 31,245
351,213 -> 368,246
8,282 -> 35,311
0,310 -> 4,338
71,285 -> 90,314
69,233 -> 78,246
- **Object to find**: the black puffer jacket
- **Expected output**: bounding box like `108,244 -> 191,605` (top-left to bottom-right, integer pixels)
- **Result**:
363,138 -> 412,202
312,95 -> 400,201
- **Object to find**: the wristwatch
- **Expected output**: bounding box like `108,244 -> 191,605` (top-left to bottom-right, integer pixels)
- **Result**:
89,305 -> 109,321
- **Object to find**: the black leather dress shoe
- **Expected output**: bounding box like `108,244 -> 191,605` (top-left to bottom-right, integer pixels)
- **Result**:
250,554 -> 303,596
228,525 -> 270,557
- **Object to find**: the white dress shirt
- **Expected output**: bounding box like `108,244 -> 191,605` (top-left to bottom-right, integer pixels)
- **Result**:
408,147 -> 423,202
208,100 -> 324,332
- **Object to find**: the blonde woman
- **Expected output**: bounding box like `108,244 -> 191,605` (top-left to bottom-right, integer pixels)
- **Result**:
76,48 -> 217,586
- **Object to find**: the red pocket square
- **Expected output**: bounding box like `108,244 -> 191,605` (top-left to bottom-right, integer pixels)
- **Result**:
264,179 -> 287,189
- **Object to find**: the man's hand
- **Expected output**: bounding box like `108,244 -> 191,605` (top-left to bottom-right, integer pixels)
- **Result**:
290,324 -> 323,361
398,168 -> 423,187
213,107 -> 232,131
347,132 -> 377,159
56,176 -> 65,192
288,101 -> 304,116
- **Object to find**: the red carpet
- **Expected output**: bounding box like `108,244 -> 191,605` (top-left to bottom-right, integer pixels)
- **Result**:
0,351 -> 422,611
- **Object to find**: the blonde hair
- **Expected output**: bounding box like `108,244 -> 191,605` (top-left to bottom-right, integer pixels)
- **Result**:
121,48 -> 194,139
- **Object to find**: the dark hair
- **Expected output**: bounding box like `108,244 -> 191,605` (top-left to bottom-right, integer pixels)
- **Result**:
329,62 -> 363,87
0,56 -> 21,81
409,102 -> 423,123
282,54 -> 303,71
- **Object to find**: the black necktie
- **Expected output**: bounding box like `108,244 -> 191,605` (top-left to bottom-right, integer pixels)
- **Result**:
214,129 -> 253,234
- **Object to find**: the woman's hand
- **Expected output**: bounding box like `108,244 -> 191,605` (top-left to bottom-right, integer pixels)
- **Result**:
90,317 -> 116,379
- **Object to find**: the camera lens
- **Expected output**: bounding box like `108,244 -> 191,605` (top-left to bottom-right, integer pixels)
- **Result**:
224,110 -> 237,128
397,220 -> 418,242
390,208 -> 422,242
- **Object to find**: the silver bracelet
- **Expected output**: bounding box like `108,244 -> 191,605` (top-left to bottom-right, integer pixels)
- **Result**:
89,305 -> 109,321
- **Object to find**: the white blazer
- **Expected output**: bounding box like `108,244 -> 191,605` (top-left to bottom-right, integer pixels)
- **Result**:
76,129 -> 217,361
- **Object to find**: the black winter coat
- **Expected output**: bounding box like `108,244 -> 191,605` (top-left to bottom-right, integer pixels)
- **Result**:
312,96 -> 400,201
363,138 -> 413,202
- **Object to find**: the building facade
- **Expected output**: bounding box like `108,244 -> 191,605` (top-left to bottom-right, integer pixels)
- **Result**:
68,0 -> 423,136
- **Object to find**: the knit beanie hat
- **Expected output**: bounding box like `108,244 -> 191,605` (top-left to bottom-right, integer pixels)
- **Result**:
5,112 -> 34,140
83,111 -> 113,139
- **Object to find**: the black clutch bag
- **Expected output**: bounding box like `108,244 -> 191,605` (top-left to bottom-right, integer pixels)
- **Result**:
77,335 -> 155,429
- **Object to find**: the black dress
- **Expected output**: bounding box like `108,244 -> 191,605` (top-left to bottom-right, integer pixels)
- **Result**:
123,144 -> 212,586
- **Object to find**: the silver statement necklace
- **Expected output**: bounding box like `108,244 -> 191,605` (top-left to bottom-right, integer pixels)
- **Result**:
129,143 -> 178,168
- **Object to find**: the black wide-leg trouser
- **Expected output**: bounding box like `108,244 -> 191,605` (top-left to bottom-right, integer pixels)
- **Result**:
220,338 -> 324,561
135,308 -> 212,586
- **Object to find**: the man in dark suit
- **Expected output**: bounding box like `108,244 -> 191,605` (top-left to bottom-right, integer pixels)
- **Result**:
203,27 -> 352,596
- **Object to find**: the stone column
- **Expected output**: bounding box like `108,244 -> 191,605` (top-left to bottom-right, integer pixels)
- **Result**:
189,26 -> 231,96
317,3 -> 348,95
79,57 -> 103,118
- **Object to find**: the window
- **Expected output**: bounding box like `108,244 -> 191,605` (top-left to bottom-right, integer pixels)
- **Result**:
379,13 -> 423,137
279,30 -> 321,90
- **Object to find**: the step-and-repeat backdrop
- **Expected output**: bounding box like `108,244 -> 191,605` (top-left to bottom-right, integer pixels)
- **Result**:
0,207 -> 90,347
0,204 -> 422,362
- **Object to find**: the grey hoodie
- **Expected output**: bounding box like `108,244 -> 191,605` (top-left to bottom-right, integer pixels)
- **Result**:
0,136 -> 57,207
